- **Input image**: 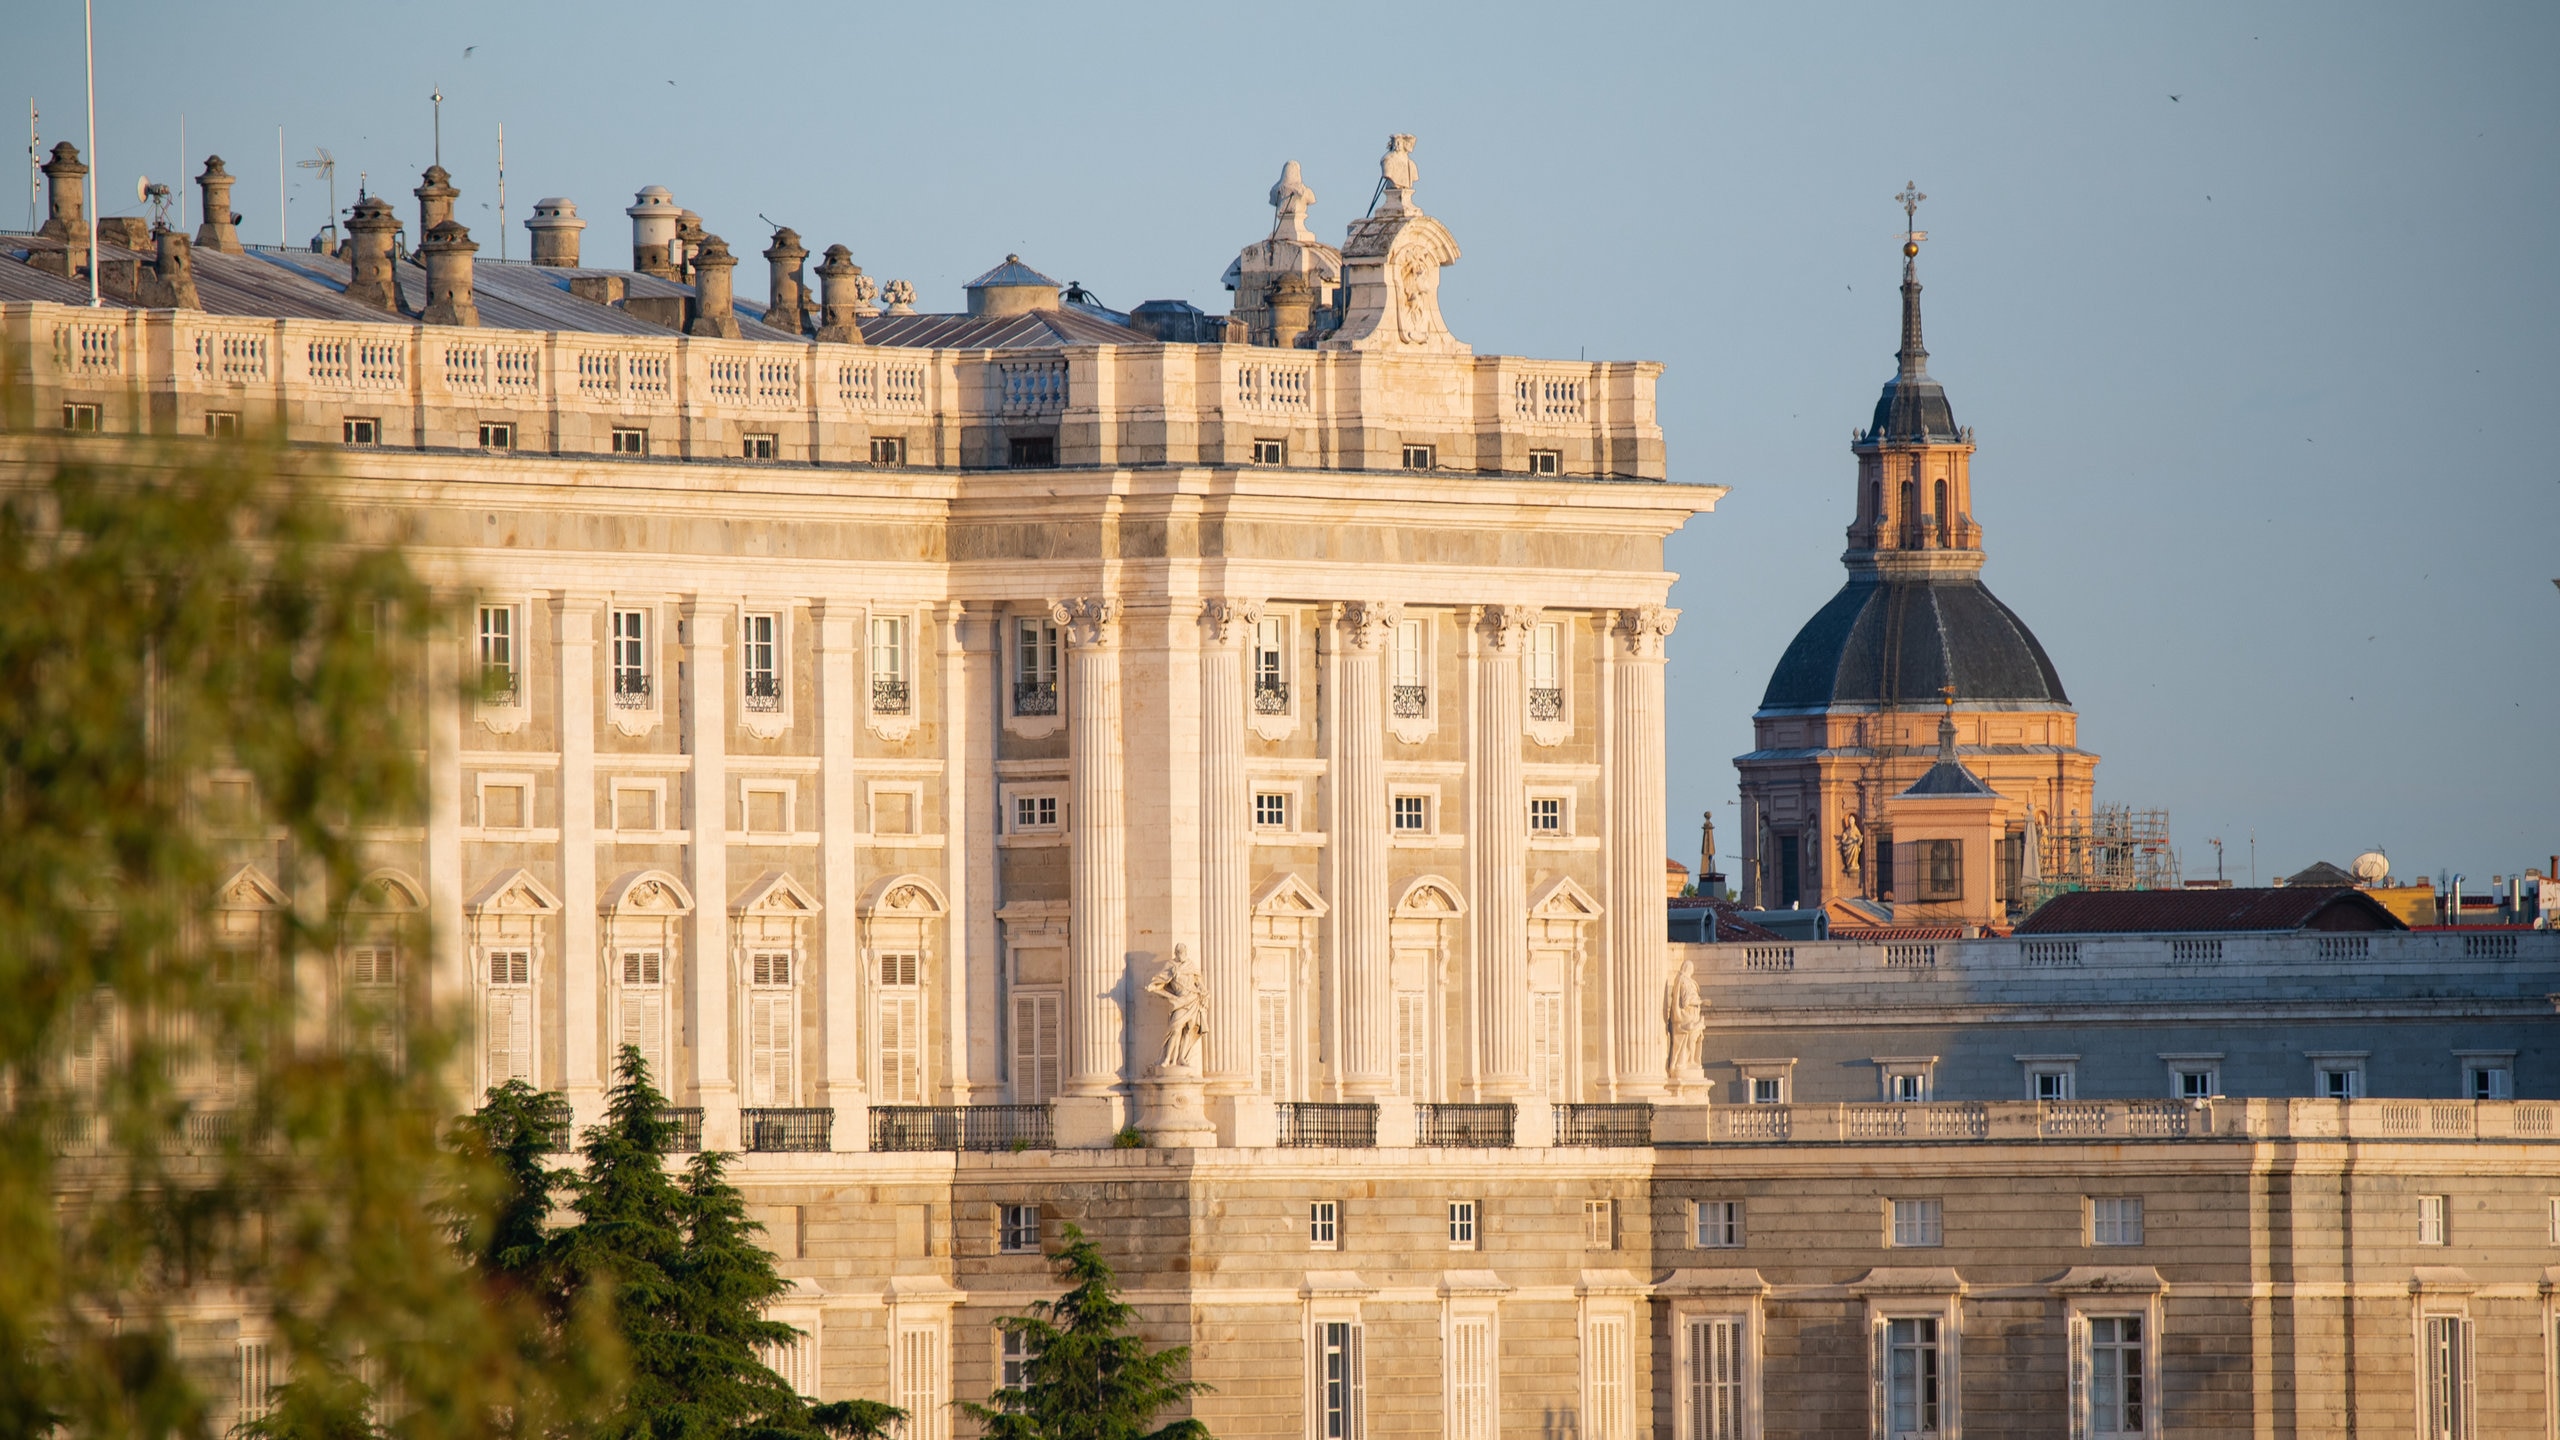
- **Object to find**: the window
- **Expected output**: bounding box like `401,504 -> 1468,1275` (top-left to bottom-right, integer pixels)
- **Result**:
1751,1077 -> 1785,1105
1402,443 -> 1434,470
1584,1312 -> 1630,1440
1391,618 -> 1428,717
479,421 -> 515,449
1318,1321 -> 1364,1440
1000,1327 -> 1030,1389
1447,1200 -> 1478,1249
1255,990 -> 1290,1097
1695,1200 -> 1743,1249
1309,1200 -> 1339,1249
480,781 -> 527,829
1886,1317 -> 1941,1437
2092,1196 -> 2145,1247
1922,840 -> 1963,900
1008,435 -> 1056,467
2087,1316 -> 2145,1435
2311,1055 -> 2366,1099
1879,1059 -> 1933,1102
1392,991 -> 1427,1099
1584,1199 -> 1616,1248
1528,622 -> 1563,720
1685,1316 -> 1746,1440
1253,438 -> 1286,465
1529,797 -> 1564,834
477,604 -> 519,705
871,614 -> 910,713
1448,1316 -> 1494,1440
741,612 -> 781,711
870,435 -> 906,466
1529,991 -> 1567,1101
2167,1058 -> 2220,1100
343,416 -> 380,445
763,1326 -> 818,1398
1255,792 -> 1291,830
1392,795 -> 1429,833
618,949 -> 667,1085
2421,1313 -> 2474,1440
876,952 -> 922,1104
206,411 -> 241,437
1528,448 -> 1560,476
63,402 -> 100,431
1252,616 -> 1288,712
1011,991 -> 1059,1104
2462,1059 -> 2513,1100
999,1204 -> 1041,1254
1890,1199 -> 1943,1248
611,609 -> 651,706
895,1325 -> 945,1440
2024,1059 -> 2078,1101
483,948 -> 533,1088
236,1338 -> 277,1423
742,433 -> 776,460
2419,1194 -> 2449,1246
1014,794 -> 1060,831
611,426 -> 647,455
744,954 -> 794,1107
1014,617 -> 1059,716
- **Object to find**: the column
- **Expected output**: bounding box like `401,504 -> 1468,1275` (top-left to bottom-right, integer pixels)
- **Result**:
1607,606 -> 1678,1098
1470,605 -> 1534,1095
556,597 -> 603,1124
1333,602 -> 1396,1094
1055,597 -> 1127,1143
958,606 -> 1001,1103
814,602 -> 866,1147
424,619 -> 469,1100
938,602 -> 980,1103
682,598 -> 737,1148
1198,599 -> 1259,1090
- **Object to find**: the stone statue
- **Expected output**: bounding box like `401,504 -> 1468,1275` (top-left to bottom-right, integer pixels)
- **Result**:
850,271 -> 881,318
1145,943 -> 1208,1073
1378,134 -> 1419,215
1752,804 -> 1772,907
1664,955 -> 1705,1080
882,278 -> 916,315
1269,160 -> 1316,243
1838,812 -> 1864,879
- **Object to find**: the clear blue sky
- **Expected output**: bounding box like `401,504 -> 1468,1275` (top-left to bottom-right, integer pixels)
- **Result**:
11,1 -> 2554,885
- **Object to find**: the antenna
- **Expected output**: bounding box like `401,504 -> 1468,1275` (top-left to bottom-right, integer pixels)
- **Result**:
431,87 -> 443,168
495,123 -> 505,261
24,100 -> 34,235
297,147 -> 337,250
140,177 -> 172,228
178,113 -> 185,231
277,126 -> 285,249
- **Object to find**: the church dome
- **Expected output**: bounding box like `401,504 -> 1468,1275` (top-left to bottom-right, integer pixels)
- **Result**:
1758,573 -> 2069,712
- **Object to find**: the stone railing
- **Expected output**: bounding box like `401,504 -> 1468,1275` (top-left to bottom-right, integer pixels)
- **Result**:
0,299 -> 1664,479
1678,927 -> 2559,982
1672,1098 -> 2559,1146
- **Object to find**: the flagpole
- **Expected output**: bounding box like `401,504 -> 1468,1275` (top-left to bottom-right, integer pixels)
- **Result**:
83,0 -> 97,306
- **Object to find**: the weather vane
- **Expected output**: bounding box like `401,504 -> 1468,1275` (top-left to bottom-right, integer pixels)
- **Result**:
1897,181 -> 1928,257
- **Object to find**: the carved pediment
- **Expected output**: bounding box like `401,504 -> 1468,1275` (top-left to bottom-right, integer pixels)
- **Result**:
863,873 -> 948,917
1527,874 -> 1602,920
598,870 -> 693,916
468,867 -> 564,916
1393,874 -> 1467,916
733,870 -> 822,917
354,868 -> 426,911
214,863 -> 288,911
1251,871 -> 1330,917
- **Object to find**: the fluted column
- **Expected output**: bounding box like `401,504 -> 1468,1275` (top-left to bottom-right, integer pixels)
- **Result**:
1334,602 -> 1398,1094
1199,599 -> 1260,1088
1470,604 -> 1536,1094
1056,598 -> 1126,1095
1608,605 -> 1678,1096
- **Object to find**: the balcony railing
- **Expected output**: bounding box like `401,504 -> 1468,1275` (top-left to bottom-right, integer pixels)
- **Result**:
1528,687 -> 1563,721
744,1107 -> 832,1153
869,1104 -> 1053,1153
480,668 -> 520,708
1253,679 -> 1289,715
1418,1102 -> 1515,1148
659,1106 -> 704,1153
742,672 -> 782,713
871,678 -> 910,714
1681,1099 -> 2560,1145
1391,683 -> 1428,719
1277,1102 -> 1377,1148
612,672 -> 652,709
1013,679 -> 1058,716
1556,1102 -> 1654,1147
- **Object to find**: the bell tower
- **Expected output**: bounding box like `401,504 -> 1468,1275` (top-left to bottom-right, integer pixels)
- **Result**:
1846,185 -> 1983,563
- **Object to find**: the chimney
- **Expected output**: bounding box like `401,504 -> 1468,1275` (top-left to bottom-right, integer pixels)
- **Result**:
762,226 -> 810,333
419,219 -> 481,327
194,155 -> 244,253
627,187 -> 681,278
139,223 -> 202,310
525,197 -> 584,268
674,210 -> 707,282
35,141 -> 89,278
1263,271 -> 1315,349
685,235 -> 741,338
414,164 -> 458,239
814,245 -> 867,344
344,194 -> 407,312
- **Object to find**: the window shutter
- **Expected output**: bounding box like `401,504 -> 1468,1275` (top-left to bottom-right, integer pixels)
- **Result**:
877,994 -> 921,1104
2459,1318 -> 2476,1440
1011,992 -> 1060,1104
1529,994 -> 1565,1101
1393,991 -> 1427,1099
1586,1315 -> 1628,1440
1255,991 -> 1289,1098
486,989 -> 533,1087
2067,1311 -> 2088,1440
1345,1324 -> 1366,1440
621,987 -> 665,1085
747,992 -> 793,1106
1450,1318 -> 1492,1440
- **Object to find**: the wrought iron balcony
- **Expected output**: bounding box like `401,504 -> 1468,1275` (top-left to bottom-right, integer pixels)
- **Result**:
1528,686 -> 1564,721
1391,684 -> 1428,718
869,1103 -> 1053,1153
612,671 -> 651,709
1277,1101 -> 1378,1148
479,667 -> 520,708
1555,1102 -> 1654,1147
742,672 -> 782,712
659,1106 -> 704,1153
871,678 -> 910,714
1013,679 -> 1057,716
1417,1102 -> 1515,1148
1253,679 -> 1289,715
744,1107 -> 832,1153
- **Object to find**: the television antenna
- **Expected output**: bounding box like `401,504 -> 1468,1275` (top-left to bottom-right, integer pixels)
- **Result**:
137,175 -> 171,227
298,148 -> 338,249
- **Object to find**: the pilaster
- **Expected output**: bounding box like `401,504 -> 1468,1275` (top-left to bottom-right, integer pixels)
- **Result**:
1198,599 -> 1260,1092
555,596 -> 604,1124
939,601 -> 982,1103
814,602 -> 868,1147
1471,604 -> 1535,1095
425,620 -> 469,1097
1607,606 -> 1677,1098
683,598 -> 738,1148
1333,601 -> 1397,1095
1055,597 -> 1127,1143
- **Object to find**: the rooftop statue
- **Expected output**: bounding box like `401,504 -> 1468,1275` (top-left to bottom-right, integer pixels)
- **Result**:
1269,160 -> 1316,243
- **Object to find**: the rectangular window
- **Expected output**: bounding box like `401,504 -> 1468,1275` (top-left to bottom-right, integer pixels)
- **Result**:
1393,795 -> 1429,833
1255,990 -> 1290,1097
343,416 -> 380,445
1010,991 -> 1060,1104
2092,1196 -> 2145,1247
1890,1199 -> 1943,1248
1530,797 -> 1564,834
1392,991 -> 1427,1099
870,435 -> 906,466
1447,1200 -> 1478,1249
1585,1313 -> 1630,1440
2419,1194 -> 2449,1246
477,605 -> 519,705
999,1204 -> 1041,1254
1528,448 -> 1560,476
1402,443 -> 1434,471
875,991 -> 922,1104
2319,1065 -> 2362,1099
237,1338 -> 277,1423
1008,435 -> 1057,468
1886,1317 -> 1940,1437
1309,1200 -> 1339,1249
1392,618 -> 1427,717
1255,792 -> 1291,830
1696,1200 -> 1743,1249
740,612 -> 782,711
2031,1066 -> 2076,1102
1014,618 -> 1059,715
1529,622 -> 1563,720
1448,1317 -> 1494,1440
483,948 -> 533,1089
1252,616 -> 1288,712
1889,1070 -> 1928,1103
2088,1316 -> 2145,1435
1000,1328 -> 1030,1390
1584,1199 -> 1616,1249
1319,1321 -> 1364,1440
611,426 -> 647,455
1751,1077 -> 1785,1105
2421,1314 -> 2474,1440
206,411 -> 241,438
1686,1317 -> 1745,1440
1923,839 -> 1963,900
1013,794 -> 1060,831
1529,991 -> 1567,1101
2175,1067 -> 2217,1101
895,1326 -> 944,1440
742,433 -> 777,460
611,609 -> 651,706
872,615 -> 910,713
490,949 -> 531,986
744,986 -> 794,1107
2465,1063 -> 2512,1100
617,949 -> 667,1085
63,402 -> 100,431
479,421 -> 514,449
1253,438 -> 1286,465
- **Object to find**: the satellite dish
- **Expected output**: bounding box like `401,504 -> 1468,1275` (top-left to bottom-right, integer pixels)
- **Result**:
137,175 -> 149,203
2352,851 -> 2389,885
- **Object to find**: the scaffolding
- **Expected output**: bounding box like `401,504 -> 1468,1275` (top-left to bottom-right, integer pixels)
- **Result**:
2030,804 -> 2178,905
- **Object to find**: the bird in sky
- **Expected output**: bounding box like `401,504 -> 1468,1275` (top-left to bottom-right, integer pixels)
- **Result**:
463,45 -> 477,57
2169,94 -> 2182,102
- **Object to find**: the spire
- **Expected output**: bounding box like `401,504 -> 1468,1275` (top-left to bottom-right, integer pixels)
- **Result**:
1866,181 -> 1960,444
1895,181 -> 1930,380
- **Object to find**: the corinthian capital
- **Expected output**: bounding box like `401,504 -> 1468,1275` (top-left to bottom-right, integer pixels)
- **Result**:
1478,603 -> 1540,652
1049,597 -> 1119,647
1612,604 -> 1680,658
1200,597 -> 1264,646
1336,600 -> 1403,651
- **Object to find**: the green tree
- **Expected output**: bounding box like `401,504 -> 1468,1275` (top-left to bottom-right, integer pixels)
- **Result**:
961,1226 -> 1210,1440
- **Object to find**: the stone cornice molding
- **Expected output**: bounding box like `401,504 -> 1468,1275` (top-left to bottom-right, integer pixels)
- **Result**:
1336,600 -> 1402,651
1612,604 -> 1679,658
1200,597 -> 1263,646
1477,603 -> 1538,651
1050,597 -> 1118,648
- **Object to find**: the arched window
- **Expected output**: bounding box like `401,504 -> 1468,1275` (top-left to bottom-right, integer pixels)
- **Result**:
1934,478 -> 1949,539
1869,480 -> 1883,527
1899,481 -> 1916,542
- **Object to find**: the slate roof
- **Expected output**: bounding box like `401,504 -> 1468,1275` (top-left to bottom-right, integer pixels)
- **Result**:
1760,573 -> 2070,711
962,255 -> 1060,290
859,307 -> 1137,349
1664,898 -> 1787,944
2281,860 -> 2361,888
2013,887 -> 2408,936
1901,752 -> 1996,797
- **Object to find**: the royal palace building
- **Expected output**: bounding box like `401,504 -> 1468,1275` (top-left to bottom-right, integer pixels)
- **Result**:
7,138 -> 2558,1438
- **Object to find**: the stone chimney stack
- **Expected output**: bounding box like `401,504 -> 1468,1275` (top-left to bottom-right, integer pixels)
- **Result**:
140,223 -> 203,310
628,187 -> 681,278
414,165 -> 459,239
419,220 -> 481,327
35,142 -> 89,278
674,211 -> 707,282
526,197 -> 584,267
194,155 -> 244,254
814,245 -> 867,344
685,235 -> 741,338
1263,272 -> 1315,349
762,227 -> 810,333
344,194 -> 407,312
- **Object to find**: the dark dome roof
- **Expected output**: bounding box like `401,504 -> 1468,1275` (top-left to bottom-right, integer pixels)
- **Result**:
1759,574 -> 2069,712
1870,369 -> 1959,443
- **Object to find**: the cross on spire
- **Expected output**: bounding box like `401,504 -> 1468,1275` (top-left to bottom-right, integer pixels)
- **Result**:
1896,181 -> 1928,256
